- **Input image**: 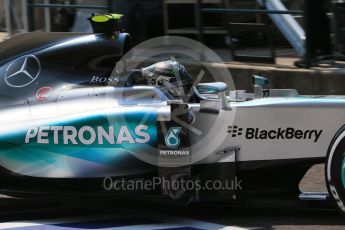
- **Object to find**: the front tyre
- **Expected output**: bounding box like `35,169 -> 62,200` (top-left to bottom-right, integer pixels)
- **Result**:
325,127 -> 345,216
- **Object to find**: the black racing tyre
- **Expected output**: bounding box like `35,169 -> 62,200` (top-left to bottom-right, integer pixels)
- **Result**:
325,126 -> 345,216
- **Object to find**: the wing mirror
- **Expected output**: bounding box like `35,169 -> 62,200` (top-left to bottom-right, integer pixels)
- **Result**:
197,82 -> 230,112
197,82 -> 228,94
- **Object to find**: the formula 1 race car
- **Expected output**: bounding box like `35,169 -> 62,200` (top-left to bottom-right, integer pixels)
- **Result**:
1,14 -> 345,216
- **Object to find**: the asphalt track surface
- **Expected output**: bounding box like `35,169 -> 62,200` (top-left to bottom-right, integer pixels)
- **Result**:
0,164 -> 343,230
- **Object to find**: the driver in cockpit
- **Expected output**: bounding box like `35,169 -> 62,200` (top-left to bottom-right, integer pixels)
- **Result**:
116,60 -> 194,102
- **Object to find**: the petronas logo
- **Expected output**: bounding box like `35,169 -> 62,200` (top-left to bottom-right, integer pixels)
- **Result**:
165,127 -> 181,148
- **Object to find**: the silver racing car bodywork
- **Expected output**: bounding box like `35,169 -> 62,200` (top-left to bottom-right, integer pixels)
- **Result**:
2,32 -> 345,216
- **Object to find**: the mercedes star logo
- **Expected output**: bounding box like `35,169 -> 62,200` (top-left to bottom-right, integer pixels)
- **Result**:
5,55 -> 41,88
